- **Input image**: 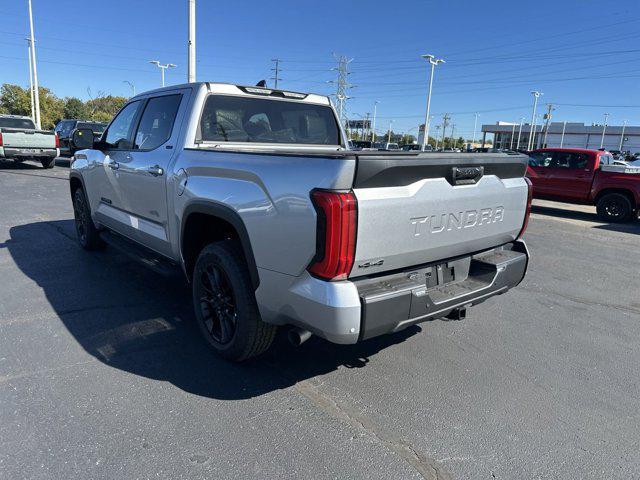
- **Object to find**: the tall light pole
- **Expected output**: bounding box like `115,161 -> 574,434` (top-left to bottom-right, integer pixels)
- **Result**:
619,119 -> 627,151
516,117 -> 524,150
510,123 -> 516,149
27,0 -> 41,129
471,112 -> 479,146
188,0 -> 196,83
26,38 -> 35,123
123,80 -> 135,97
527,91 -> 542,151
387,120 -> 393,143
371,101 -> 379,142
434,125 -> 441,150
149,61 -> 176,87
560,121 -> 567,147
420,54 -> 445,151
600,113 -> 609,149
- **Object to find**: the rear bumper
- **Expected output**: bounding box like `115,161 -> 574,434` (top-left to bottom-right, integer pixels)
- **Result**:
257,240 -> 529,344
1,147 -> 58,159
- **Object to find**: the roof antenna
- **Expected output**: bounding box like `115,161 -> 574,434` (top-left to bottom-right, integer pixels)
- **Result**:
255,80 -> 267,87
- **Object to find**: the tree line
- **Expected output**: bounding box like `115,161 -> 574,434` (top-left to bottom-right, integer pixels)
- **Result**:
0,83 -> 128,129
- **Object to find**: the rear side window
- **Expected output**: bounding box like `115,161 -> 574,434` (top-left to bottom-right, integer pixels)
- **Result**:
134,95 -> 182,150
199,95 -> 340,145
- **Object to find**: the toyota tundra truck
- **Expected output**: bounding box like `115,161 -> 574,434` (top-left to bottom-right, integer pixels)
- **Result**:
527,148 -> 640,222
69,82 -> 532,361
0,115 -> 59,168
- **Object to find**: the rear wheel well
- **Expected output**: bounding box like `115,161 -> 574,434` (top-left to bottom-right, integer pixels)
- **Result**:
595,188 -> 637,210
182,212 -> 258,288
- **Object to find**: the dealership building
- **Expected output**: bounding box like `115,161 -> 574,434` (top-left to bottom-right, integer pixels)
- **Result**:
481,122 -> 640,152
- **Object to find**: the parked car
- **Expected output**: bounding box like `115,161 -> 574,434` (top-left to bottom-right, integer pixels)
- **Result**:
382,142 -> 400,150
527,148 -> 640,222
69,82 -> 532,361
55,120 -> 107,157
401,144 -> 432,151
0,115 -> 59,168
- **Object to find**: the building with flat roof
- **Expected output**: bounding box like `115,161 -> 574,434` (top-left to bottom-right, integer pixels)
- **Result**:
481,122 -> 640,152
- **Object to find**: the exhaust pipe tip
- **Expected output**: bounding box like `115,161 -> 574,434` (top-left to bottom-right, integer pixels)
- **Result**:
288,327 -> 312,347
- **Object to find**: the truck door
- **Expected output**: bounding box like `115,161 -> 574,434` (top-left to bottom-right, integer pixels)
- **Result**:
88,100 -> 144,237
527,150 -> 554,196
543,151 -> 592,201
109,90 -> 187,257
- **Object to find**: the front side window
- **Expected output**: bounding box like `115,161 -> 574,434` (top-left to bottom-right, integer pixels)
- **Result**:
104,101 -> 142,149
134,95 -> 182,150
199,95 -> 341,145
528,151 -> 553,167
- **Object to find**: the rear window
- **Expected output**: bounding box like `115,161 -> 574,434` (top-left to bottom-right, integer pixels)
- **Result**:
0,117 -> 36,129
78,122 -> 107,133
199,95 -> 340,145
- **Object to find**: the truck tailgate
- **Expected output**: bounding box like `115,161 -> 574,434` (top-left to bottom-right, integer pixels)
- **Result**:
350,153 -> 529,277
0,128 -> 56,149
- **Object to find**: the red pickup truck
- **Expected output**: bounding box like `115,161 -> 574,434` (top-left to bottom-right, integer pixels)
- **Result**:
527,148 -> 640,222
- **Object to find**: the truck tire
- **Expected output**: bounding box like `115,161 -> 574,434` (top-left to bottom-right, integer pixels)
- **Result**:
41,157 -> 56,169
72,187 -> 105,250
596,193 -> 633,223
192,241 -> 276,362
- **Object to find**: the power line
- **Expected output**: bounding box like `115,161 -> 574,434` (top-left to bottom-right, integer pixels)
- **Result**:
270,59 -> 282,89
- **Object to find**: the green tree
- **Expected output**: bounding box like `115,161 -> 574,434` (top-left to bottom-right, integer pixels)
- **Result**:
63,97 -> 89,119
38,86 -> 65,129
0,84 -> 31,117
86,95 -> 127,122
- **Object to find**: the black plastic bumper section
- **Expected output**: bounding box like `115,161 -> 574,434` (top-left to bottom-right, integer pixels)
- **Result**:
355,241 -> 529,341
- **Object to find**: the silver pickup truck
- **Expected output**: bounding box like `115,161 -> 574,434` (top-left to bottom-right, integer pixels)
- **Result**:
69,82 -> 532,361
0,115 -> 59,168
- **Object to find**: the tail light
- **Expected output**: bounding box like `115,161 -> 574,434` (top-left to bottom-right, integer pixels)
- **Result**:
54,133 -> 60,148
307,190 -> 357,281
0,132 -> 3,147
517,177 -> 533,239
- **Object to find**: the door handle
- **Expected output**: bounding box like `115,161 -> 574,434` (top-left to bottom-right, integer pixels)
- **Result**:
108,160 -> 119,170
147,165 -> 164,176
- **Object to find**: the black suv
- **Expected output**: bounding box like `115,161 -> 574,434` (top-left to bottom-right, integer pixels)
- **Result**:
54,120 -> 107,157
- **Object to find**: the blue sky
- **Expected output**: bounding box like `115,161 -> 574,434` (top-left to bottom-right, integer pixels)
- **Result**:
2,0 -> 640,137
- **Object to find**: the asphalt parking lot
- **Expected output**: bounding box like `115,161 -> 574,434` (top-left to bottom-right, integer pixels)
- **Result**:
1,159 -> 639,480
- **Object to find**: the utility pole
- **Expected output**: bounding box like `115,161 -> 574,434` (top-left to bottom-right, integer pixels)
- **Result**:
527,91 -> 542,151
516,117 -> 524,150
450,124 -> 456,149
371,101 -> 379,142
188,0 -> 196,83
270,59 -> 282,89
600,113 -> 609,149
441,114 -> 450,150
434,125 -> 441,150
26,39 -> 35,122
330,55 -> 354,131
560,121 -> 567,147
619,119 -> 627,151
420,54 -> 445,151
149,60 -> 176,87
509,123 -> 516,150
27,0 -> 41,129
387,120 -> 393,143
471,112 -> 479,146
364,113 -> 370,141
123,80 -> 135,97
542,103 -> 554,148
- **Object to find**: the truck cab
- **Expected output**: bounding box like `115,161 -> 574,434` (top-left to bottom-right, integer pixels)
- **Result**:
527,148 -> 639,222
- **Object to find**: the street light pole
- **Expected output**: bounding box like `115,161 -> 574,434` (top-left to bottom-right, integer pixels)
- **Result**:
371,101 -> 379,142
123,80 -> 135,97
560,121 -> 567,147
27,0 -> 41,129
619,119 -> 627,151
471,112 -> 479,146
527,91 -> 542,151
434,125 -> 441,150
387,120 -> 393,143
510,123 -> 516,150
600,113 -> 609,149
26,39 -> 35,123
149,61 -> 177,87
420,54 -> 445,151
516,117 -> 524,150
188,0 -> 196,83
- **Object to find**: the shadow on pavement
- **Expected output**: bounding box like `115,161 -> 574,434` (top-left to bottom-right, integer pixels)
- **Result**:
5,219 -> 420,400
0,159 -> 44,170
531,204 -> 640,235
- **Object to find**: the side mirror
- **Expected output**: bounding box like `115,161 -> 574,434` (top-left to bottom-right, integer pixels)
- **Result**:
71,128 -> 95,151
